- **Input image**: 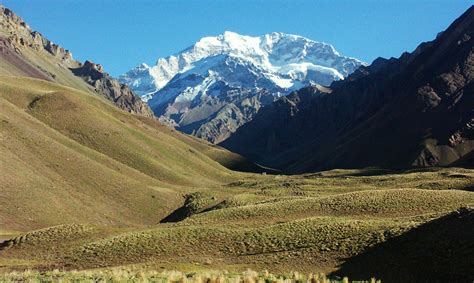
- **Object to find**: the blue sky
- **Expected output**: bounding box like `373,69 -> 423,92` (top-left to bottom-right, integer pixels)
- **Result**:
2,0 -> 471,76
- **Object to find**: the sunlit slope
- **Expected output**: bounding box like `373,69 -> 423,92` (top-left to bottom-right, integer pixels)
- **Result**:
0,76 -> 240,231
0,44 -> 91,93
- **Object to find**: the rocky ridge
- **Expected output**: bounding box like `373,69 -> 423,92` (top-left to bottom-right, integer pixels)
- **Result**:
0,5 -> 153,117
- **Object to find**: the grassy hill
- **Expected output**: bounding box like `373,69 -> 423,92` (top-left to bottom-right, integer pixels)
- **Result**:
0,76 -> 251,231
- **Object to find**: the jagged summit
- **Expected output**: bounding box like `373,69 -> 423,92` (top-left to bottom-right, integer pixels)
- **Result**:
120,31 -> 363,143
121,31 -> 363,99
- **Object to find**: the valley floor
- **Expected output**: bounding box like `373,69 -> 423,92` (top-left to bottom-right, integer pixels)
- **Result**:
1,167 -> 473,282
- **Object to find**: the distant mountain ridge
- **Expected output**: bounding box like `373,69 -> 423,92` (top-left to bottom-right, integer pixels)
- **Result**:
222,6 -> 474,172
121,31 -> 364,143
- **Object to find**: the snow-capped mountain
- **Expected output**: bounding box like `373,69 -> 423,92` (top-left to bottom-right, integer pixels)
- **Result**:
120,31 -> 364,143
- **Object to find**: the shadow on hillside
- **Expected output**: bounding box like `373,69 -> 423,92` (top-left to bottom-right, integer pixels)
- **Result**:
338,167 -> 447,177
0,237 -> 13,252
460,185 -> 474,192
223,159 -> 282,174
159,205 -> 190,223
306,166 -> 474,178
304,167 -> 424,178
332,207 -> 474,283
160,196 -> 223,223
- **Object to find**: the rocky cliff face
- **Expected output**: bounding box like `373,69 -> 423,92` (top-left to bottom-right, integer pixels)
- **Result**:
0,5 -> 153,117
71,61 -> 154,117
0,9 -> 72,61
222,6 -> 474,172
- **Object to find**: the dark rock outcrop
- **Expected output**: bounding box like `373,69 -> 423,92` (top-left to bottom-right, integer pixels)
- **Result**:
71,61 -> 153,117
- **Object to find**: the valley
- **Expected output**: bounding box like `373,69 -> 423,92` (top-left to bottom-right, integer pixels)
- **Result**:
0,2 -> 473,282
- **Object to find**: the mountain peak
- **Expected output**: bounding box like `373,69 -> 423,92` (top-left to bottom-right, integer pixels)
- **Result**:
120,31 -> 363,143
221,30 -> 242,37
121,31 -> 364,98
193,31 -> 337,58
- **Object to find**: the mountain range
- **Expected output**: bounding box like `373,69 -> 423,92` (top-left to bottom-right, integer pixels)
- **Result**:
222,6 -> 474,173
120,32 -> 364,143
1,3 -> 473,281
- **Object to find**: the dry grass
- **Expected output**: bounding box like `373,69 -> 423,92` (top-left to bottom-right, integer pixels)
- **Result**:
0,268 -> 378,283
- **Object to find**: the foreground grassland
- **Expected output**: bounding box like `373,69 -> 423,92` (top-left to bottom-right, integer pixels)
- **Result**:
0,77 -> 473,282
1,167 -> 474,282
